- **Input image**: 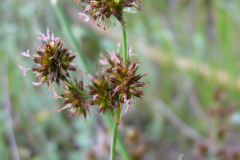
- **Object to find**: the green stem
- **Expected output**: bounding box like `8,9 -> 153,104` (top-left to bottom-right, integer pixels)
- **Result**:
64,78 -> 92,98
105,114 -> 131,160
121,20 -> 127,65
109,20 -> 129,159
110,103 -> 121,160
51,0 -> 90,73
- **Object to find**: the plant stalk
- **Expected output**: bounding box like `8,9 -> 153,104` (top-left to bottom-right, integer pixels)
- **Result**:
104,114 -> 131,160
109,21 -> 129,159
110,102 -> 121,160
121,20 -> 127,66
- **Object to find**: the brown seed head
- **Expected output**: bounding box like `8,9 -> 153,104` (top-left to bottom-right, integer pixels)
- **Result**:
88,74 -> 118,115
32,28 -> 77,88
76,0 -> 141,29
99,49 -> 148,112
60,77 -> 90,121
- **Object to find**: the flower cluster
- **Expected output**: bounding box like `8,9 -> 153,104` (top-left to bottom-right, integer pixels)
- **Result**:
76,0 -> 141,29
19,28 -> 77,88
98,48 -> 148,112
20,29 -> 148,121
33,28 -> 77,88
88,74 -> 118,115
51,47 -> 148,119
60,77 -> 90,121
20,3 -> 147,159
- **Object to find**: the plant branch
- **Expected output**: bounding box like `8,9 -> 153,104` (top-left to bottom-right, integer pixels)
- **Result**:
153,99 -> 207,142
121,20 -> 127,66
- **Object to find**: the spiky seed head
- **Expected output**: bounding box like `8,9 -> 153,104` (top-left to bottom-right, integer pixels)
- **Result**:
60,78 -> 90,121
76,0 -> 141,29
99,48 -> 148,112
88,74 -> 118,115
32,27 -> 77,88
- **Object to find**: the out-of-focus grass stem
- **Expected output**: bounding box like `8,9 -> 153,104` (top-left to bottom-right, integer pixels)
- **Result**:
51,0 -> 90,73
4,56 -> 20,160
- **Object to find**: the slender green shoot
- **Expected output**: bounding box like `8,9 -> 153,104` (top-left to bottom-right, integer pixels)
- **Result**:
64,78 -> 92,98
121,20 -> 127,66
104,114 -> 131,160
110,102 -> 121,160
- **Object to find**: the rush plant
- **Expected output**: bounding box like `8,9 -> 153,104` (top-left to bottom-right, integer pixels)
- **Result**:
19,0 -> 147,159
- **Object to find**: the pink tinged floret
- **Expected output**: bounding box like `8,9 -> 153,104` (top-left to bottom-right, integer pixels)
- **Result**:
93,94 -> 98,100
32,82 -> 43,86
99,59 -> 108,65
46,27 -> 50,40
123,94 -> 131,113
78,12 -> 90,22
112,50 -> 121,64
51,34 -> 54,41
37,31 -> 47,41
69,108 -> 76,116
124,99 -> 131,113
58,104 -> 72,112
18,65 -> 28,76
35,43 -> 41,49
107,50 -> 115,61
99,54 -> 108,65
51,87 -> 61,99
107,50 -> 120,63
36,31 -> 45,39
88,74 -> 95,81
51,33 -> 59,41
37,27 -> 50,41
21,49 -> 30,57
117,42 -> 121,47
124,7 -> 138,13
128,47 -> 138,56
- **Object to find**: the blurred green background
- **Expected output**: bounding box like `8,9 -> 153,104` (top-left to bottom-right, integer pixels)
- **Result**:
1,0 -> 240,159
